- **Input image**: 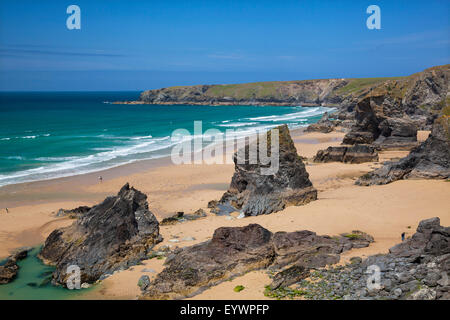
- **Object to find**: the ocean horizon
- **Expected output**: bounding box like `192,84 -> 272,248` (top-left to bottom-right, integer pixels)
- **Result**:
0,92 -> 333,187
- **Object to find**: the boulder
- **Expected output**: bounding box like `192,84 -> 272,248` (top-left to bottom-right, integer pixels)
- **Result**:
141,224 -> 275,299
140,224 -> 374,299
214,125 -> 317,216
356,114 -> 450,185
39,183 -> 162,286
314,144 -> 379,164
160,209 -> 207,226
270,265 -> 309,289
373,117 -> 418,149
305,112 -> 338,133
292,217 -> 449,300
388,217 -> 450,258
272,230 -> 373,268
342,95 -> 418,149
138,275 -> 151,291
0,248 -> 31,284
56,206 -> 91,218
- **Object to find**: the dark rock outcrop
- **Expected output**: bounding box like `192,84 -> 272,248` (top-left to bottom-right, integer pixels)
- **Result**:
0,248 -> 31,284
140,224 -> 373,299
291,217 -> 449,300
56,206 -> 91,219
268,217 -> 449,300
343,65 -> 449,148
305,112 -> 338,133
314,144 -> 379,164
270,265 -> 309,289
373,117 -> 418,149
356,114 -> 450,185
342,97 -> 418,149
160,209 -> 207,226
271,230 -> 374,269
141,224 -> 275,299
39,183 -> 162,286
213,125 -> 317,216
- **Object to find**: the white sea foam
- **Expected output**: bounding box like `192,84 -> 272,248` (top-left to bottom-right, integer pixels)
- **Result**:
217,122 -> 258,128
0,107 -> 333,187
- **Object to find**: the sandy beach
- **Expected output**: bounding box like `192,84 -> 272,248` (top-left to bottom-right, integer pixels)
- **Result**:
0,128 -> 448,300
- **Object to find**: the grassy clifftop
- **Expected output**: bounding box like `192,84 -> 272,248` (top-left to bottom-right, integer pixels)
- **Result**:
137,65 -> 449,109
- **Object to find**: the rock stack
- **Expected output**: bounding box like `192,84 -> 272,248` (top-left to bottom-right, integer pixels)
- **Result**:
39,183 -> 162,286
213,125 -> 317,216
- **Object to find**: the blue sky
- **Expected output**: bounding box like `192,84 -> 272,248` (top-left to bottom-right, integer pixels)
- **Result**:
0,0 -> 448,91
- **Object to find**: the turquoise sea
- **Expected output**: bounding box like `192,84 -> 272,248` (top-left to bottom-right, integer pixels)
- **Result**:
0,247 -> 95,300
0,92 -> 333,187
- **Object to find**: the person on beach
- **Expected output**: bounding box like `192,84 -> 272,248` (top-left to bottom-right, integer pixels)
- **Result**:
99,176 -> 103,183
5,208 -> 8,214
401,232 -> 406,241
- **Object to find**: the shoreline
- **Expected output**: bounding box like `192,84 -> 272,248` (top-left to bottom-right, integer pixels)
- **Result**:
1,128 -> 449,300
0,126 -> 309,209
113,101 -> 340,107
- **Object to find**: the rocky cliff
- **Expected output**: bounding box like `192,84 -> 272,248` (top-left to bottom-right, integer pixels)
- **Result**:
356,109 -> 450,186
134,65 -> 448,122
39,183 -> 162,286
343,65 -> 449,146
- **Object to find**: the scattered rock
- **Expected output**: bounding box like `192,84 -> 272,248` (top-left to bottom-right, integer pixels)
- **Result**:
350,257 -> 363,265
0,248 -> 31,284
39,183 -> 162,286
373,117 -> 418,149
213,125 -> 317,216
160,209 -> 207,225
56,206 -> 91,219
141,224 -> 275,299
138,275 -> 151,291
313,144 -> 379,164
140,224 -> 374,300
356,114 -> 450,185
270,265 -> 309,289
288,217 -> 449,300
81,283 -> 91,289
160,212 -> 184,225
305,112 -> 338,133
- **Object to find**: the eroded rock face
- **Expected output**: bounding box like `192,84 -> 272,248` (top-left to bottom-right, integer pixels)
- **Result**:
274,217 -> 449,300
373,117 -> 418,149
39,183 -> 162,286
342,95 -> 418,149
271,230 -> 374,269
215,125 -> 317,216
56,206 -> 91,219
0,248 -> 31,284
356,115 -> 450,185
314,145 -> 379,164
141,224 -> 275,299
343,66 -> 449,147
305,112 -> 338,133
140,224 -> 373,300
